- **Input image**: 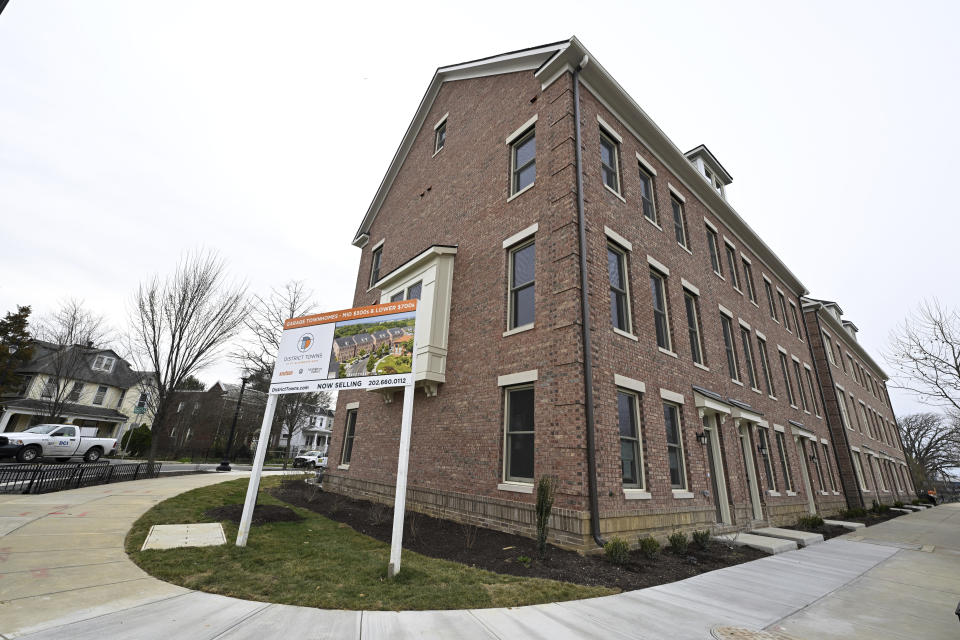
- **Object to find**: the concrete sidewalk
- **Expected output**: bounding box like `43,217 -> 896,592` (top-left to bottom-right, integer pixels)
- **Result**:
0,474 -> 956,640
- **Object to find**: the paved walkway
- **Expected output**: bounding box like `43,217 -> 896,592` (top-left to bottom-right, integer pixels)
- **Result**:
0,473 -> 956,639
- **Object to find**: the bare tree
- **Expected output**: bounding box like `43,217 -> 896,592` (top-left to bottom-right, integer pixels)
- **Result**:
33,300 -> 111,420
233,281 -> 331,467
887,300 -> 960,414
897,412 -> 960,491
127,252 -> 248,467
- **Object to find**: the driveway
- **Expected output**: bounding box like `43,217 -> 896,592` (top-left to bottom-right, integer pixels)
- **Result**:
0,473 -> 956,639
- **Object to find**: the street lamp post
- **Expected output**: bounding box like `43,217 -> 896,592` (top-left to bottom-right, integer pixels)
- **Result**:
217,375 -> 250,472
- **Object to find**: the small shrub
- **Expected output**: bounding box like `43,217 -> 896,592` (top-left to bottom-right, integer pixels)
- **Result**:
893,501 -> 904,508
368,503 -> 390,526
841,507 -> 867,518
535,476 -> 557,560
911,498 -> 921,506
604,536 -> 630,565
692,529 -> 711,550
797,514 -> 824,530
638,535 -> 660,559
870,500 -> 890,514
516,555 -> 532,567
667,531 -> 689,555
461,523 -> 479,549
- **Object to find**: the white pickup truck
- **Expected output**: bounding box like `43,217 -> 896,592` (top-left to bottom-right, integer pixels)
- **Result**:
0,424 -> 117,463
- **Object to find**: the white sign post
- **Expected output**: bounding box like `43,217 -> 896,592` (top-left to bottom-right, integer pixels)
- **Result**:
234,300 -> 419,557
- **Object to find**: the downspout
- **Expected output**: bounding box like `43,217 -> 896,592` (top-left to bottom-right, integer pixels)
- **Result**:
573,56 -> 604,548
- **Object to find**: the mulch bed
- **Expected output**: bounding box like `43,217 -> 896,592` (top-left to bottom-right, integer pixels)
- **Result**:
204,503 -> 303,526
271,481 -> 767,591
838,510 -> 906,527
790,523 -> 851,540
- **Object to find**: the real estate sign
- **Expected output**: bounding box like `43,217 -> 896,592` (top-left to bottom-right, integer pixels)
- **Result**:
269,300 -> 417,395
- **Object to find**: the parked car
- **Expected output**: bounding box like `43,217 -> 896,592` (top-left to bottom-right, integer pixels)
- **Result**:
293,450 -> 327,469
0,424 -> 117,463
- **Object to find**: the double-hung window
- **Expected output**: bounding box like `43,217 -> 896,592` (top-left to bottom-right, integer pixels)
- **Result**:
804,367 -> 820,416
822,332 -> 836,366
764,279 -> 778,321
758,338 -> 775,396
789,302 -> 802,338
40,380 -> 56,398
706,226 -> 722,275
793,360 -> 808,411
93,385 -> 108,406
638,166 -> 657,224
778,291 -> 791,332
510,128 -> 536,195
757,428 -> 776,491
775,430 -> 794,492
671,197 -> 688,248
822,443 -> 838,491
434,119 -> 446,153
504,386 -> 535,483
600,130 -> 620,193
725,243 -> 741,291
740,326 -> 758,390
650,270 -> 672,351
663,402 -> 686,490
779,351 -> 796,406
618,390 -> 643,488
720,314 -> 740,382
508,240 -> 535,329
852,451 -> 867,490
608,244 -> 631,333
369,245 -> 383,288
684,291 -> 704,365
67,382 -> 84,402
341,409 -> 357,464
742,259 -> 757,303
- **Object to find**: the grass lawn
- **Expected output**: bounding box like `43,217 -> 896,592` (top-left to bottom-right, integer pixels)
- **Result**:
375,355 -> 411,375
126,478 -> 615,610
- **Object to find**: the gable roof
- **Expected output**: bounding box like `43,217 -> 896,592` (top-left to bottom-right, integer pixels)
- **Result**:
353,36 -> 808,296
17,340 -> 143,388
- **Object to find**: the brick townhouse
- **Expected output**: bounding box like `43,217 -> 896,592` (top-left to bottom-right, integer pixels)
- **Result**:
802,299 -> 915,508
324,37 -> 911,549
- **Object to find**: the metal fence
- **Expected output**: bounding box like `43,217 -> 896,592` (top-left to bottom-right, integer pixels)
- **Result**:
0,462 -> 163,495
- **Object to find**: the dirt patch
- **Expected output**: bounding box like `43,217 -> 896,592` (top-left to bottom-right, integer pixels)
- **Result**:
272,483 -> 767,591
788,523 -> 850,540
839,510 -> 905,527
204,503 -> 303,526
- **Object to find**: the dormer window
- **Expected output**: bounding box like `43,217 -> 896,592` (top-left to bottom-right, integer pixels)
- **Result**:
92,355 -> 116,373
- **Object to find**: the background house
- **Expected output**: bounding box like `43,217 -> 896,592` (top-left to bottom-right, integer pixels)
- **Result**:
0,340 -> 155,440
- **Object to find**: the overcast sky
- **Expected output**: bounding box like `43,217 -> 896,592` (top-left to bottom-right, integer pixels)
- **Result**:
1,1 -> 957,416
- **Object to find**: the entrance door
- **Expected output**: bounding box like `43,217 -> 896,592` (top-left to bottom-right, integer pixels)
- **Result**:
738,423 -> 763,521
796,437 -> 817,514
704,414 -> 731,524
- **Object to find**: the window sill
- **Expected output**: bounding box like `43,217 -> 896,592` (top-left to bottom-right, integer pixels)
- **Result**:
613,327 -> 638,341
658,347 -> 678,358
507,182 -> 535,203
645,217 -> 663,232
503,323 -> 534,337
819,490 -> 829,496
432,147 -> 444,158
750,300 -> 760,308
731,379 -> 744,387
768,395 -> 777,401
713,271 -> 725,281
832,491 -> 841,495
623,489 -> 652,500
733,286 -> 743,295
767,490 -> 782,497
678,243 -> 692,255
604,183 -> 626,203
693,362 -> 710,372
786,490 -> 798,496
862,489 -> 872,493
337,464 -> 350,470
498,482 -> 533,494
751,387 -> 763,395
672,490 -> 695,499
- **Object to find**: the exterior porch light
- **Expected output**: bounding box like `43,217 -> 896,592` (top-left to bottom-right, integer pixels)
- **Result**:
695,431 -> 709,446
756,442 -> 768,457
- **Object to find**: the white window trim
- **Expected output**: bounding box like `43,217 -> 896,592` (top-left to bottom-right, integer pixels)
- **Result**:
659,388 -> 685,404
672,490 -> 694,499
680,278 -> 699,296
693,362 -> 710,372
624,489 -> 652,500
647,255 -> 670,275
773,423 -> 786,433
604,183 -> 627,203
596,115 -> 623,142
506,182 -> 535,203
613,327 -> 638,341
755,329 -> 767,341
503,324 -> 534,337
740,252 -> 752,264
497,370 -> 538,387
738,318 -> 751,330
667,183 -> 686,202
636,152 -> 657,176
658,347 -> 679,358
703,216 -> 718,233
502,223 -> 538,249
615,374 -> 646,394
345,401 -> 360,410
718,303 -> 733,318
434,113 -> 449,131
505,115 -> 538,145
370,238 -> 385,252
604,226 -> 632,251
